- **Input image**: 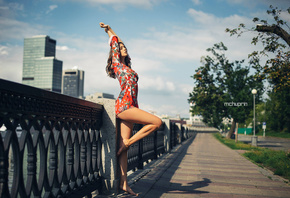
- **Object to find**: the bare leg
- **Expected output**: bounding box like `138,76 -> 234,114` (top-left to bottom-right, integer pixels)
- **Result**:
119,120 -> 138,196
117,108 -> 162,196
117,107 -> 162,155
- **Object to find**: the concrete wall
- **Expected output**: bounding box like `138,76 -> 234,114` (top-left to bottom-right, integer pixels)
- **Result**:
86,97 -> 119,195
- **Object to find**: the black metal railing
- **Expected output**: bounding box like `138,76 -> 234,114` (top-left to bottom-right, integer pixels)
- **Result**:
125,120 -> 196,172
127,123 -> 165,172
0,79 -> 103,198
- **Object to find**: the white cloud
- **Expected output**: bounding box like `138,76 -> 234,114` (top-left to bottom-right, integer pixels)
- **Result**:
128,30 -> 212,62
187,8 -> 253,29
0,46 -> 8,55
0,16 -> 50,42
56,45 -> 69,51
46,5 -> 58,14
186,8 -> 265,60
225,0 -> 290,9
9,3 -> 24,11
166,81 -> 175,91
129,57 -> 167,73
140,102 -> 190,118
192,0 -> 202,5
0,2 -> 24,19
0,6 -> 9,10
139,76 -> 176,92
187,8 -> 215,24
179,83 -> 193,95
126,9 -> 259,72
280,10 -> 290,22
0,45 -> 23,83
69,0 -> 164,9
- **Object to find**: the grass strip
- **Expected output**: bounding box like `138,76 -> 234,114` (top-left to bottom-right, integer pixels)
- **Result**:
213,133 -> 290,181
243,149 -> 290,181
256,131 -> 290,139
213,133 -> 260,150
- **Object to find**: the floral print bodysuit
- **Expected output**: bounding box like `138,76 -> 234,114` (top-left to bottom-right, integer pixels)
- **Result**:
109,36 -> 139,116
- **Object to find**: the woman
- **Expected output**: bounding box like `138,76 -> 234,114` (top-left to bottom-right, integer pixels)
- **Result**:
100,22 -> 162,196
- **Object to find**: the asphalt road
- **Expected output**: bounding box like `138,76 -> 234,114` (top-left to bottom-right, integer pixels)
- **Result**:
236,134 -> 290,151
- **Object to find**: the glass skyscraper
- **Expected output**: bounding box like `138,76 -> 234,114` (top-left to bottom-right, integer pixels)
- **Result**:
22,35 -> 63,93
62,67 -> 85,98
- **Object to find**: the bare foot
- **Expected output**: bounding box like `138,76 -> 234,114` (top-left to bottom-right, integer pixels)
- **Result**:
117,139 -> 130,156
120,184 -> 138,196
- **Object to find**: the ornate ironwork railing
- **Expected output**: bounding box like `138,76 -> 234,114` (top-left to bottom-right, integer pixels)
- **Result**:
0,79 -> 103,198
126,121 -> 196,172
127,123 -> 165,172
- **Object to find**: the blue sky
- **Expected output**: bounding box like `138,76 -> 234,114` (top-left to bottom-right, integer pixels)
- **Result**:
0,0 -> 289,118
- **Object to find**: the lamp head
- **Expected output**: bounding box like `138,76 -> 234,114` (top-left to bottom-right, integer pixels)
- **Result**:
252,89 -> 257,95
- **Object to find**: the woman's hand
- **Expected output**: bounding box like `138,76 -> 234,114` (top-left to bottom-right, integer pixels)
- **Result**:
99,22 -> 110,30
100,22 -> 118,40
99,22 -> 107,28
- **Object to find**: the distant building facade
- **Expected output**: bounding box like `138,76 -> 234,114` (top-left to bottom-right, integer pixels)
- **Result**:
22,35 -> 63,93
187,102 -> 206,126
62,67 -> 84,98
86,92 -> 115,100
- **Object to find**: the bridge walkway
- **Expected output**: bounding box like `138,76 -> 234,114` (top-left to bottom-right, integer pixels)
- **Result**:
112,132 -> 290,198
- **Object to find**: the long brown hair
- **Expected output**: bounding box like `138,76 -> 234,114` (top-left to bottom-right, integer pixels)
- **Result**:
106,42 -> 131,79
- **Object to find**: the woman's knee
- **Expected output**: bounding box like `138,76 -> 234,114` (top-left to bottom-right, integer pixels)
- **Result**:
153,117 -> 162,129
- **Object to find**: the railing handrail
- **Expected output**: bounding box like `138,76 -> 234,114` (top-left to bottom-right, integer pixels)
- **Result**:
0,78 -> 102,111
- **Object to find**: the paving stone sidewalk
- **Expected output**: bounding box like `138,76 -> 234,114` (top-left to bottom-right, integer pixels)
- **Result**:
120,132 -> 290,198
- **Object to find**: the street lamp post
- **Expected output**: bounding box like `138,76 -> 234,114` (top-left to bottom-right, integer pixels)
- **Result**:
251,89 -> 258,146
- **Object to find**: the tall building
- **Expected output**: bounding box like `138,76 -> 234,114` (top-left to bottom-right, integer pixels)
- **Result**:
62,67 -> 85,98
22,35 -> 63,93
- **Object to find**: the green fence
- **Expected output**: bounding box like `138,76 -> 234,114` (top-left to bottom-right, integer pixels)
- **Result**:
238,128 -> 252,135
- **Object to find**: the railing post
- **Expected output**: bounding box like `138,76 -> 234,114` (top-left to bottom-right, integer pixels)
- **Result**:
154,131 -> 157,160
173,123 -> 177,146
162,119 -> 171,153
181,125 -> 185,141
171,122 -> 174,147
86,97 -> 119,195
137,137 -> 143,170
176,123 -> 182,144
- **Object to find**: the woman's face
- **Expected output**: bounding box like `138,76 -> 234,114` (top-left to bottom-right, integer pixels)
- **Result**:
119,43 -> 128,57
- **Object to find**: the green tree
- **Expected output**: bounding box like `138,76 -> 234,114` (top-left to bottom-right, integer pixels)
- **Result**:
225,6 -> 290,92
226,6 -> 290,133
189,43 -> 263,138
265,91 -> 290,133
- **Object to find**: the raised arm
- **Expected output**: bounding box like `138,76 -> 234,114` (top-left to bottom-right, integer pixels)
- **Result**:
99,22 -> 123,43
